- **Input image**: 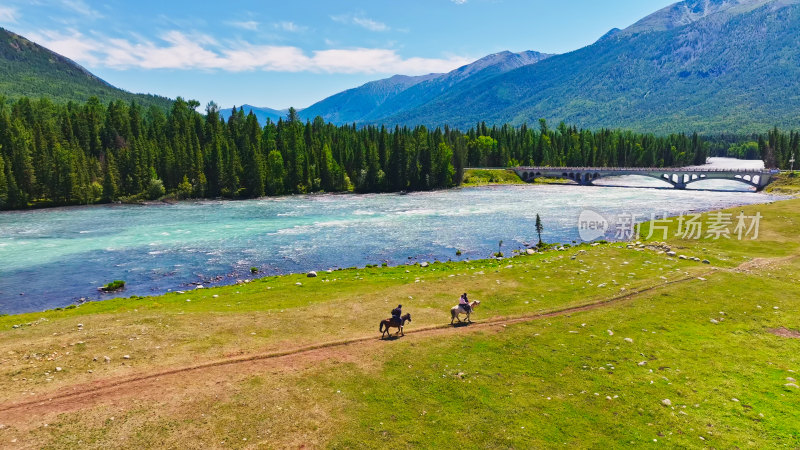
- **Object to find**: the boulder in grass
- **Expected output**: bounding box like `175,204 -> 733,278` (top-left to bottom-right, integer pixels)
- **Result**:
307,271 -> 317,278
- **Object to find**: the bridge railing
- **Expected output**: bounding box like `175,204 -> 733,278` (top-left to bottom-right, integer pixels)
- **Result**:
514,166 -> 774,174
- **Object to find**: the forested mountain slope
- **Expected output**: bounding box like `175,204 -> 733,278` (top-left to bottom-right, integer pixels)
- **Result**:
379,0 -> 800,133
0,28 -> 171,109
300,51 -> 550,125
299,74 -> 441,124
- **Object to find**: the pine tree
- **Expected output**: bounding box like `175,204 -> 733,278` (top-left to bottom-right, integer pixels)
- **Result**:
266,150 -> 284,195
0,151 -> 8,209
10,120 -> 36,204
536,214 -> 544,247
102,151 -> 119,202
51,143 -> 75,203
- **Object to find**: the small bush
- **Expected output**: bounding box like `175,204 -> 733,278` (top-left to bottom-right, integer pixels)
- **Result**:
101,280 -> 126,292
146,178 -> 166,200
456,250 -> 462,256
250,267 -> 259,274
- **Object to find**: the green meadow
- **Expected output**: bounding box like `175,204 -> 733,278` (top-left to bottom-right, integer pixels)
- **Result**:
0,198 -> 798,448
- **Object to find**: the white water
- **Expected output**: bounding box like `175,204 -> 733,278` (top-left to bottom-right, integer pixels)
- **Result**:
0,158 -> 781,314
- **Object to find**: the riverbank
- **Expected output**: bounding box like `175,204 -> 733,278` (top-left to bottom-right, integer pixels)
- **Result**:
765,172 -> 800,196
4,183 -> 776,314
461,168 -> 570,186
0,198 -> 798,447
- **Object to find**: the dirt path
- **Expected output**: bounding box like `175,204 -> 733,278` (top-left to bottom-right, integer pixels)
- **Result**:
0,269 -> 719,424
14,247 -> 798,424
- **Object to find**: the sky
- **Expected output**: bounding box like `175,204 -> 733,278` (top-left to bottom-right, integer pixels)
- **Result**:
0,0 -> 677,110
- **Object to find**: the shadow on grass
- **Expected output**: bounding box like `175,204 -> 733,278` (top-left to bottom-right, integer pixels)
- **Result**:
380,334 -> 406,341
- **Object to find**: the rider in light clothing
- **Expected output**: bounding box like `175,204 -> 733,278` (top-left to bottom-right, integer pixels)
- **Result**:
459,293 -> 470,313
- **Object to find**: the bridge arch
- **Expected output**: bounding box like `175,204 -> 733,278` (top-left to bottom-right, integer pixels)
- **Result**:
683,174 -> 761,189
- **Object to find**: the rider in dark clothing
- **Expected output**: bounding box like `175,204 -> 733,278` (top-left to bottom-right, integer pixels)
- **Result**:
460,293 -> 470,313
391,304 -> 402,322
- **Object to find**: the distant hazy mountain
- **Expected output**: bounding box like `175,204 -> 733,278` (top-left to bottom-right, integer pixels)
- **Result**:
300,50 -> 551,124
376,0 -> 800,133
359,51 -> 551,123
219,104 -> 288,124
0,27 -> 171,109
299,73 -> 442,124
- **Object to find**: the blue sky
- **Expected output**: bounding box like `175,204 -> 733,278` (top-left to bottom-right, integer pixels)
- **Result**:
0,0 -> 676,109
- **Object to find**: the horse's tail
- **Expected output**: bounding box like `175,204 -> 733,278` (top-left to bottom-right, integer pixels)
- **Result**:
450,307 -> 456,319
379,321 -> 385,332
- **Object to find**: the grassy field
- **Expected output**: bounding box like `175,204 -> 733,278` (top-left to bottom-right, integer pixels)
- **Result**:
0,199 -> 798,447
765,172 -> 800,196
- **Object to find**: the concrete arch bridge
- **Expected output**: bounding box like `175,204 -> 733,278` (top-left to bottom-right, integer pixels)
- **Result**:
512,166 -> 777,190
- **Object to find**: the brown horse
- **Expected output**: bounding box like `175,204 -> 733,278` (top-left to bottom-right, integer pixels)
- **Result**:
379,313 -> 412,338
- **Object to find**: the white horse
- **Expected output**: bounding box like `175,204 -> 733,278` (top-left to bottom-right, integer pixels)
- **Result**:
451,300 -> 480,324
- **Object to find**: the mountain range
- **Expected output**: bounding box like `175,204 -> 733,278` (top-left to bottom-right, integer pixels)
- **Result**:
0,27 -> 171,109
219,104 -> 288,124
295,0 -> 800,133
4,0 -> 800,133
299,50 -> 551,124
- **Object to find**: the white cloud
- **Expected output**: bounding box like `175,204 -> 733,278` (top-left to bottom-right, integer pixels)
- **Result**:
352,17 -> 389,32
27,29 -> 100,64
331,14 -> 389,32
274,21 -> 306,33
228,20 -> 259,31
0,6 -> 18,23
452,0 -> 468,4
61,0 -> 102,19
29,29 -> 471,75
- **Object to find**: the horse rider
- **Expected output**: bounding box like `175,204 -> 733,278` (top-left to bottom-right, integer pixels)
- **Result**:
391,304 -> 402,323
459,293 -> 470,313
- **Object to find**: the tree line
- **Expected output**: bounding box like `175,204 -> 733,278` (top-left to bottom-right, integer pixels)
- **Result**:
0,96 -> 711,210
757,128 -> 799,169
704,129 -> 800,166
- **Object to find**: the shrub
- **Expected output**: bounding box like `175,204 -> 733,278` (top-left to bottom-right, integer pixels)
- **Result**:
146,178 -> 166,200
101,280 -> 126,292
177,176 -> 193,199
250,267 -> 259,274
